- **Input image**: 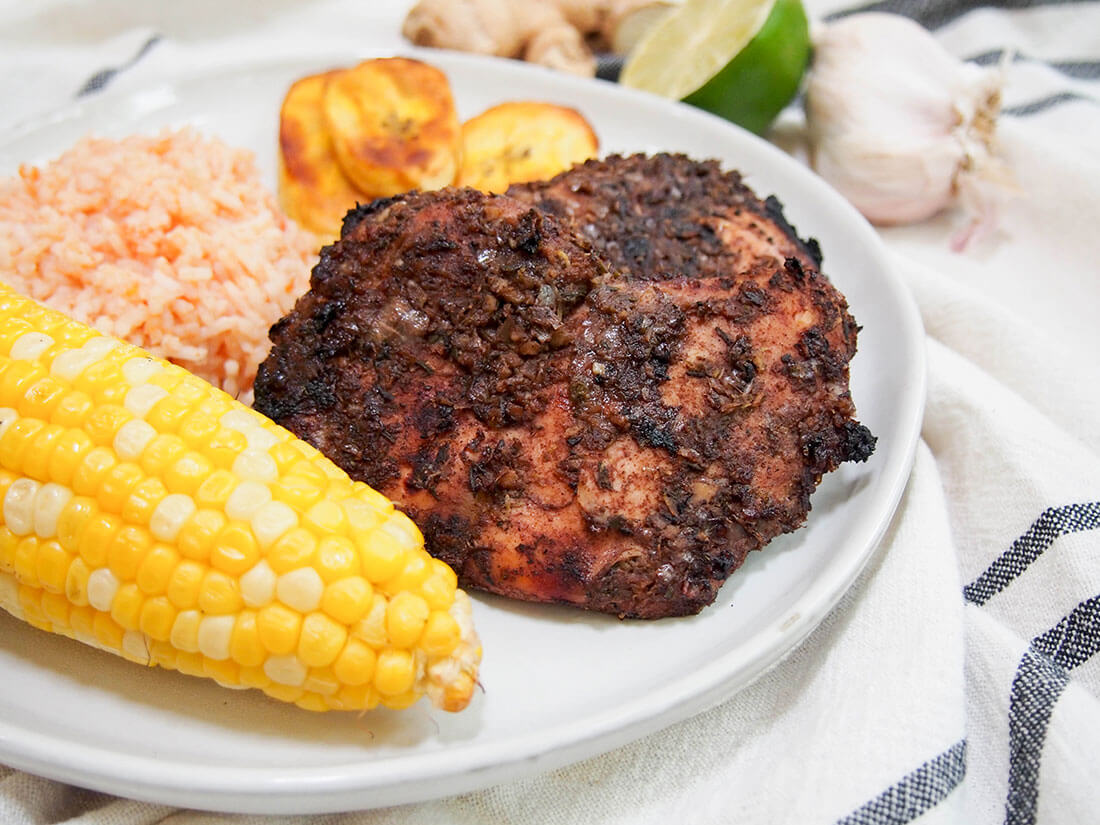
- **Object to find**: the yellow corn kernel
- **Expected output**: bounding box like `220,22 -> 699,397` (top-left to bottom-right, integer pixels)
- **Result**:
76,359 -> 126,403
379,690 -> 420,711
206,428 -> 248,469
198,569 -> 242,615
165,559 -> 206,609
35,539 -> 71,593
110,582 -> 144,631
357,528 -> 408,584
0,527 -> 17,573
77,511 -> 120,568
419,559 -> 458,610
164,452 -> 215,496
352,593 -> 389,648
139,595 -> 176,641
175,650 -> 206,678
385,591 -> 430,648
121,477 -> 167,527
64,557 -> 91,606
19,376 -> 66,420
23,424 -> 64,481
70,446 -> 117,497
257,602 -> 302,655
238,664 -> 271,690
83,404 -> 131,447
96,462 -> 144,514
313,535 -> 359,582
332,637 -> 376,686
68,603 -> 96,641
1,418 -> 45,473
13,536 -> 39,586
374,648 -> 416,696
298,611 -> 347,668
107,525 -> 152,581
135,543 -> 179,594
144,395 -> 193,434
321,576 -> 373,625
56,495 -> 95,552
229,610 -> 265,667
203,656 -> 240,686
19,582 -> 50,630
420,610 -> 461,657
266,527 -> 317,574
271,474 -> 325,511
341,495 -> 387,534
40,590 -> 71,627
176,409 -> 218,450
263,683 -> 305,704
147,640 -> 178,670
195,469 -> 237,509
50,390 -> 95,430
303,666 -> 340,696
295,692 -> 330,713
93,611 -> 125,651
303,498 -> 347,536
139,434 -> 186,478
170,609 -> 202,653
381,553 -> 431,597
48,429 -> 94,487
210,521 -> 260,576
175,508 -> 224,561
0,361 -> 45,405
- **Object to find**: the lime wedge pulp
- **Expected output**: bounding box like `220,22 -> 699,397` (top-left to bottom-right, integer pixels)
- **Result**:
620,0 -> 810,135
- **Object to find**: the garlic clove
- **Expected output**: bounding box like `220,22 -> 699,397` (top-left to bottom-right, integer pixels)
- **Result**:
805,13 -> 1007,233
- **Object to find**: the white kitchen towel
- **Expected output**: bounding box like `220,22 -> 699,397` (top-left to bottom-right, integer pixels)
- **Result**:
0,1 -> 1097,823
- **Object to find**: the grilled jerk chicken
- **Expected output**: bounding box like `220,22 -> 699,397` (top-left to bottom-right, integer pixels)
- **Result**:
253,155 -> 875,618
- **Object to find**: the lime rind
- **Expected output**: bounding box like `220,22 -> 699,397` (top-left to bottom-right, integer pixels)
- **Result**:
621,0 -> 810,135
684,0 -> 810,134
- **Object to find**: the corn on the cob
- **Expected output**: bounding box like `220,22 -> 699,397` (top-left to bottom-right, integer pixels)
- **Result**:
0,282 -> 480,713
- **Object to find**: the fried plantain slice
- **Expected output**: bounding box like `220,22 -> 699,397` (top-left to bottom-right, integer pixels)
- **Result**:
457,101 -> 599,193
277,69 -> 365,243
323,57 -> 461,197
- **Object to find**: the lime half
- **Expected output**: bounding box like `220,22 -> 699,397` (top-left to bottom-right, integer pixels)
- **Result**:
620,0 -> 810,135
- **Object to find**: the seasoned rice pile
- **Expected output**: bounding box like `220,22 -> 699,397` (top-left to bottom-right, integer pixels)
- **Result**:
0,128 -> 316,398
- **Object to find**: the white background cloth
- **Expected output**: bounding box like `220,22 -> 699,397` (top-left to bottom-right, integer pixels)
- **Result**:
1,1 -> 1098,823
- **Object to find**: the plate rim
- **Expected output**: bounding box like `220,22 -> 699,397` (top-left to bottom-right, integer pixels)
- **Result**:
0,47 -> 927,814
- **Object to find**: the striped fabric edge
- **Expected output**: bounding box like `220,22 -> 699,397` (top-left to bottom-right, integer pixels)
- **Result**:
833,741 -> 967,825
1003,595 -> 1100,825
963,503 -> 1100,607
75,34 -> 162,98
823,0 -> 1093,29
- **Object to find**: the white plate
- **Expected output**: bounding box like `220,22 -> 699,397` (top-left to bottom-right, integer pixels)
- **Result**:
0,50 -> 925,814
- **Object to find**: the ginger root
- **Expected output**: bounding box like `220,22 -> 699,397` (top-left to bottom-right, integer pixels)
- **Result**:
402,0 -> 680,77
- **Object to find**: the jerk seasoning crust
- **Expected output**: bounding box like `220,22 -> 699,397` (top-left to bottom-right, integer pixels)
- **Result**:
255,156 -> 875,619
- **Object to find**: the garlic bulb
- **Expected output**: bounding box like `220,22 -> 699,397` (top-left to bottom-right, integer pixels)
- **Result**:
804,13 -> 1008,236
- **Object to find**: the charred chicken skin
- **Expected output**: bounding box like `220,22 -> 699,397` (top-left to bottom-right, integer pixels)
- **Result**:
254,156 -> 875,618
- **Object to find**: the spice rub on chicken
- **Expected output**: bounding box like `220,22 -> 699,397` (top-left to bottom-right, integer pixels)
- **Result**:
254,158 -> 875,618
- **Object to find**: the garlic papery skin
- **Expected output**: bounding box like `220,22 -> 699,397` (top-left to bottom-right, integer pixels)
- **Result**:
804,12 -> 1006,228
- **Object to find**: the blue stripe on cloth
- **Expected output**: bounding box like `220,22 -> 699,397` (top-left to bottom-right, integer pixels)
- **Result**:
1004,595 -> 1100,825
963,503 -> 1100,606
833,741 -> 967,825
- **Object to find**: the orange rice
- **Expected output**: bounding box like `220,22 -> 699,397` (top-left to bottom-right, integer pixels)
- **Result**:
0,127 -> 316,398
